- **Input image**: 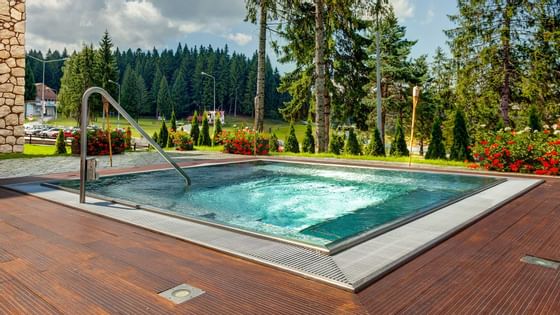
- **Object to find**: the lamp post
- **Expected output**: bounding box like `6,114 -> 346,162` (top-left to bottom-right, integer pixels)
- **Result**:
108,80 -> 121,128
409,86 -> 420,167
26,55 -> 68,123
201,72 -> 216,113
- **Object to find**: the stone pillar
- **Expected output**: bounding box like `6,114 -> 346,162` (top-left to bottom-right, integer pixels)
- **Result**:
0,0 -> 25,153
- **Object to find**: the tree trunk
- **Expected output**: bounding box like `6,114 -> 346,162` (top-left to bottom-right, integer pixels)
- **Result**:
500,0 -> 513,126
314,0 -> 327,152
254,0 -> 267,132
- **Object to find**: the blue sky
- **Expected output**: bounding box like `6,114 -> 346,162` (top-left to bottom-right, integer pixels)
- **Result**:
27,0 -> 458,72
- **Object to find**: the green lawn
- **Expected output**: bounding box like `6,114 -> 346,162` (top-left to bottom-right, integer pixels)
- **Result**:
0,144 -> 70,160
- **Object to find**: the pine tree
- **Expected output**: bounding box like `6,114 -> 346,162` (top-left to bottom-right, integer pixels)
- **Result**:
159,120 -> 168,148
285,123 -> 300,153
528,105 -> 542,131
198,112 -> 211,146
170,110 -> 177,132
302,119 -> 315,153
191,111 -> 200,145
344,128 -> 362,155
167,110 -> 176,148
366,127 -> 385,156
95,31 -> 119,103
121,66 -> 139,118
390,118 -> 409,157
157,76 -> 173,118
24,61 -> 36,101
269,133 -> 279,152
152,131 -> 159,148
425,117 -> 446,160
54,129 -> 67,155
212,112 -> 223,145
329,132 -> 344,155
449,110 -> 473,161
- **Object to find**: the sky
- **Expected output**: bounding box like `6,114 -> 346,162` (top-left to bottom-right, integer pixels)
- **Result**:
26,0 -> 458,71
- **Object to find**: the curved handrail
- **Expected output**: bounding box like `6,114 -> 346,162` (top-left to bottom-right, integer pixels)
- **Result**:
79,87 -> 191,203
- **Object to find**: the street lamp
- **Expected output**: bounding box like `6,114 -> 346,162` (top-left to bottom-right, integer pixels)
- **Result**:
201,72 -> 216,113
26,55 -> 68,123
108,79 -> 121,128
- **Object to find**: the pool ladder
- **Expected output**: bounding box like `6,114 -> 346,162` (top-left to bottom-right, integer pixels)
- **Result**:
79,87 -> 191,203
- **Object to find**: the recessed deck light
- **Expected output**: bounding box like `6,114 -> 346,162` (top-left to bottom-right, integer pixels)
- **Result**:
158,284 -> 204,304
521,255 -> 560,270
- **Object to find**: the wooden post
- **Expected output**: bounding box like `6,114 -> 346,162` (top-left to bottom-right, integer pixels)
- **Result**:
103,98 -> 113,167
409,86 -> 420,167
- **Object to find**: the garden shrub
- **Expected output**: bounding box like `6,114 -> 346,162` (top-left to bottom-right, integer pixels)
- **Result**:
199,112 -> 211,146
366,127 -> 385,156
471,127 -> 560,175
71,129 -> 126,156
170,110 -> 177,132
450,110 -> 473,161
191,110 -> 200,145
55,129 -> 67,155
329,132 -> 344,155
222,129 -> 269,155
344,128 -> 362,155
269,133 -> 279,152
213,112 -> 223,145
285,123 -> 300,153
159,120 -> 168,148
173,131 -> 194,151
528,105 -> 542,131
302,119 -> 315,153
152,131 -> 159,147
390,118 -> 409,157
425,117 -> 447,160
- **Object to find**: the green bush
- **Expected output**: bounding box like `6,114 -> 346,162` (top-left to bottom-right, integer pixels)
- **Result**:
213,112 -> 223,145
198,111 -> 211,146
152,131 -> 159,147
329,132 -> 344,155
528,105 -> 542,131
302,119 -> 315,153
390,118 -> 409,157
344,128 -> 362,155
170,110 -> 177,132
425,117 -> 447,160
269,133 -> 279,152
450,109 -> 473,161
191,110 -> 200,145
159,120 -> 168,148
285,123 -> 300,153
54,129 -> 67,155
366,127 -> 385,156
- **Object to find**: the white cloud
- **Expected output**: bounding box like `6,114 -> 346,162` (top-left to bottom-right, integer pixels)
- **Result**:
226,33 -> 253,46
390,0 -> 415,20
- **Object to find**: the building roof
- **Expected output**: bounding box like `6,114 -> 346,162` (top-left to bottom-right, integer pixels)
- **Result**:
35,83 -> 57,101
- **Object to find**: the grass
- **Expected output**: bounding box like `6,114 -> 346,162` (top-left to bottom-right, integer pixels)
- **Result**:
0,144 -> 70,160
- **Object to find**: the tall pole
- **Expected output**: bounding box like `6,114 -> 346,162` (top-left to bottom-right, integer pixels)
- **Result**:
409,86 -> 420,167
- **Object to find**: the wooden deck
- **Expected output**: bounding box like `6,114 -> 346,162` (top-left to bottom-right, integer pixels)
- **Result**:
0,158 -> 559,314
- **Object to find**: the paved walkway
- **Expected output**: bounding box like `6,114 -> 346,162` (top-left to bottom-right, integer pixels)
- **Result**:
0,151 -> 232,179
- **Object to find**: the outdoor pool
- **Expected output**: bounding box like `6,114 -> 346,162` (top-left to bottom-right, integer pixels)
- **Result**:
57,161 -> 501,251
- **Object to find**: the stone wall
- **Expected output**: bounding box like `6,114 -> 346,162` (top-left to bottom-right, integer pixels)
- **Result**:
0,0 -> 25,153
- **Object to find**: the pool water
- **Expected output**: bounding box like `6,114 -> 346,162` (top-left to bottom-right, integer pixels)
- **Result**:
59,161 -> 500,249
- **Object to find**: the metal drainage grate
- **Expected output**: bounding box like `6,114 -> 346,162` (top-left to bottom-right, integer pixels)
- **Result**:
521,255 -> 560,270
158,284 -> 205,304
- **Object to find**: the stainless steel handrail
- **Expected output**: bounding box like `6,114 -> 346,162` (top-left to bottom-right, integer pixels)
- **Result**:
79,87 -> 191,203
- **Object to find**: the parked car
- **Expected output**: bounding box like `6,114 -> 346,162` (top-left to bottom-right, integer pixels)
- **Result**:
32,125 -> 52,136
63,127 -> 79,138
39,128 -> 61,139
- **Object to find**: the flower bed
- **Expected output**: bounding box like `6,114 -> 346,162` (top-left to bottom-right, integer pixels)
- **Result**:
173,131 -> 194,151
71,129 -> 127,156
471,127 -> 560,175
222,129 -> 269,155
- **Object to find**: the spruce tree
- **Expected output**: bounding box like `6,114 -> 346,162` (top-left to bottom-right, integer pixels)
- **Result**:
449,110 -> 473,161
329,132 -> 344,155
24,61 -> 36,101
366,127 -> 385,157
269,133 -> 279,152
302,119 -> 315,153
54,129 -> 67,155
159,120 -> 168,148
528,105 -> 542,131
151,131 -> 159,150
191,111 -> 200,145
170,110 -> 177,132
390,118 -> 409,157
198,112 -> 211,146
213,112 -> 223,145
285,123 -> 300,153
344,128 -> 362,155
157,76 -> 173,118
425,117 -> 447,160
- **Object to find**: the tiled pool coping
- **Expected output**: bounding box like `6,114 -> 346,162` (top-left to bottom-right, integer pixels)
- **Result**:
3,161 -> 543,291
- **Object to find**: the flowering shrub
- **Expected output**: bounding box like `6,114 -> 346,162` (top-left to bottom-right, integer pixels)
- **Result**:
222,128 -> 269,155
173,131 -> 194,151
471,126 -> 560,175
71,129 -> 126,156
